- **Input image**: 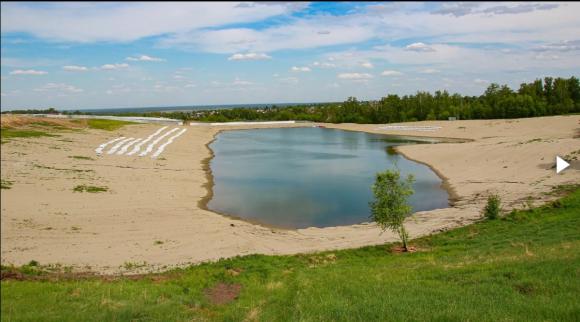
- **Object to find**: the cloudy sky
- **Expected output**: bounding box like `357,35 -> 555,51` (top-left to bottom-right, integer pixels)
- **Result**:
1,2 -> 579,110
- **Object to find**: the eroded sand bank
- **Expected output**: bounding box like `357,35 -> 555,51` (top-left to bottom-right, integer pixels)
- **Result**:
1,116 -> 579,273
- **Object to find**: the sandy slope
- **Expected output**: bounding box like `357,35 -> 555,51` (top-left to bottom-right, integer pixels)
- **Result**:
1,115 -> 579,273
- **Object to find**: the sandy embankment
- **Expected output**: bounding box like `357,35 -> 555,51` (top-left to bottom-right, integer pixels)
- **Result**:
1,115 -> 579,273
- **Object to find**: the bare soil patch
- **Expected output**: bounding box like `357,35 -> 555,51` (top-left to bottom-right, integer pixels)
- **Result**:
204,282 -> 242,305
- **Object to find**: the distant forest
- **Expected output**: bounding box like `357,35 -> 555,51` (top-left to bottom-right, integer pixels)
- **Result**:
4,77 -> 580,124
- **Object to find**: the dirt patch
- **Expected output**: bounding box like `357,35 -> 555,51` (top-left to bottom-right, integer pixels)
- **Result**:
1,115 -> 87,129
391,245 -> 418,253
204,282 -> 242,305
0,270 -> 26,281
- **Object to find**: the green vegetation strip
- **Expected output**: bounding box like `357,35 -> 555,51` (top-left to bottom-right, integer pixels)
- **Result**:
72,185 -> 108,193
86,119 -> 135,131
0,129 -> 58,144
2,188 -> 579,321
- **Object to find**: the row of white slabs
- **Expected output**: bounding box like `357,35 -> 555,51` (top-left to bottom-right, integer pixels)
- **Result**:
376,125 -> 442,132
95,126 -> 187,159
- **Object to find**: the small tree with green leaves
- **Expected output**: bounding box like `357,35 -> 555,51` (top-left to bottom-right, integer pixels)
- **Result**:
370,169 -> 415,252
483,193 -> 502,219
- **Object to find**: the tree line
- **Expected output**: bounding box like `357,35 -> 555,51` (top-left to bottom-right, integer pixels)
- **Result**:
4,76 -> 579,123
156,76 -> 580,123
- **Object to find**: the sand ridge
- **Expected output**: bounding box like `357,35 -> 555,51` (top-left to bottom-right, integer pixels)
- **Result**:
1,115 -> 579,273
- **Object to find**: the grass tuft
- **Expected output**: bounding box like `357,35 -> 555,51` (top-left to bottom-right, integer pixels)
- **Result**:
72,185 -> 108,193
1,179 -> 13,189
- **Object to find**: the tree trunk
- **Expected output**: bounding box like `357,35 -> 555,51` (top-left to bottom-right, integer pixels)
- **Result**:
399,226 -> 408,252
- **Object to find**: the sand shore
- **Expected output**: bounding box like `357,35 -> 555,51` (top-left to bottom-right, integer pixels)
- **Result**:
1,115 -> 579,273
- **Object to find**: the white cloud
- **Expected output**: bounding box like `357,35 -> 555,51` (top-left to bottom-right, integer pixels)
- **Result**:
184,83 -> 197,88
381,70 -> 403,76
534,53 -> 560,61
162,15 -> 375,53
125,55 -> 165,62
228,52 -> 272,61
277,77 -> 299,84
1,92 -> 6,97
62,65 -> 88,72
433,2 -> 560,17
1,57 -> 65,68
481,3 -> 559,16
209,78 -> 257,88
338,73 -> 373,80
474,78 -> 489,84
100,63 -> 129,70
291,66 -> 311,72
9,69 -> 47,75
534,40 -> 580,52
431,3 -> 480,17
360,61 -> 374,69
326,41 -> 580,76
153,83 -> 180,92
0,2 -> 302,42
312,61 -> 336,68
34,82 -> 83,93
405,42 -> 435,52
232,78 -> 253,86
419,68 -> 440,74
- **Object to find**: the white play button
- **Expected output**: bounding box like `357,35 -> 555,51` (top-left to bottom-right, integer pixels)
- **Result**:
556,156 -> 570,174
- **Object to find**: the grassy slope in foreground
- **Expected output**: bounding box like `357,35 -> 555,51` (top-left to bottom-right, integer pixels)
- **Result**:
2,188 -> 580,322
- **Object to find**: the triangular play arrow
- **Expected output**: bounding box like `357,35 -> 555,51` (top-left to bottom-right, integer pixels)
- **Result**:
556,156 -> 570,174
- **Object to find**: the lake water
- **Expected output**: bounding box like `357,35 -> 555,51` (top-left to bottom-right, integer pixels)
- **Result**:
207,127 -> 449,229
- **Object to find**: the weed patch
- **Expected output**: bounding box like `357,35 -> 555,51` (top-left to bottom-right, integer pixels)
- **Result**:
73,185 -> 108,193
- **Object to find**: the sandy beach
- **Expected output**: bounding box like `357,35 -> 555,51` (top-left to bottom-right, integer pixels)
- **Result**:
1,115 -> 579,273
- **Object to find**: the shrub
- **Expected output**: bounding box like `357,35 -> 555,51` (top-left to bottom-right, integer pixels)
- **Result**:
484,193 -> 502,219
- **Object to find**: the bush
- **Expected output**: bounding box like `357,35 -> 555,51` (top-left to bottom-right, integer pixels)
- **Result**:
484,193 -> 502,219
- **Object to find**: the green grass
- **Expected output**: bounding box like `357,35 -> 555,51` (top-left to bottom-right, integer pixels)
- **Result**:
72,185 -> 108,193
86,119 -> 135,131
2,188 -> 580,321
0,129 -> 58,144
1,179 -> 13,189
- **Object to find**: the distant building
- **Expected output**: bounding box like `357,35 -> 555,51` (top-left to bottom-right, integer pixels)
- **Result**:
448,117 -> 457,121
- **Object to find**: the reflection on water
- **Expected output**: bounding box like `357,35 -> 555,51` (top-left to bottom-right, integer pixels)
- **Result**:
207,127 -> 449,229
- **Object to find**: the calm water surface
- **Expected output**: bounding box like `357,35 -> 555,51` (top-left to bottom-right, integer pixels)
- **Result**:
207,127 -> 449,229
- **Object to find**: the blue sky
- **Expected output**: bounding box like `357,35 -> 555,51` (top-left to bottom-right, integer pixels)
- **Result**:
1,2 -> 579,110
